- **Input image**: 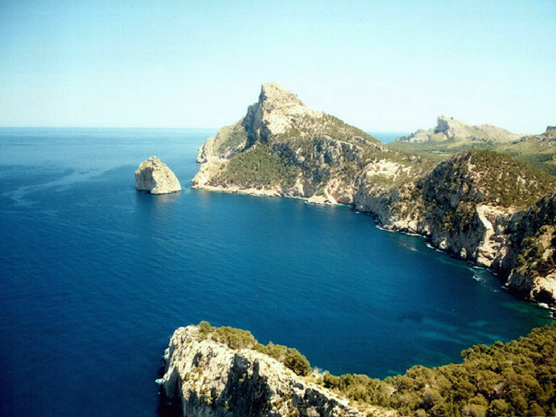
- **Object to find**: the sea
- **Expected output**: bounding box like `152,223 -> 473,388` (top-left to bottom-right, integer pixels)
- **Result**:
0,128 -> 551,416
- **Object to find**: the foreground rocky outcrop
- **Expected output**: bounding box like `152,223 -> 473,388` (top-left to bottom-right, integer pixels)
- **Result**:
157,324 -> 395,417
397,115 -> 520,143
191,83 -> 556,306
135,156 -> 181,194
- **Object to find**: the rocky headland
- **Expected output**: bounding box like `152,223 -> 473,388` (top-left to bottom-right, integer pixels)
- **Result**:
135,156 -> 181,194
191,83 -> 556,307
192,82 -> 432,206
157,323 -> 395,417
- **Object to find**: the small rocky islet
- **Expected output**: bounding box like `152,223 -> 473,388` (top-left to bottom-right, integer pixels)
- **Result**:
158,83 -> 556,416
135,156 -> 181,194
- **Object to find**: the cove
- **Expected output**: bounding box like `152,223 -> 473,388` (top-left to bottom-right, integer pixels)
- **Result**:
0,128 -> 551,417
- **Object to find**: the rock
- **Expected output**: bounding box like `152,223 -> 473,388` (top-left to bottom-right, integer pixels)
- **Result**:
135,156 -> 181,194
158,325 -> 395,417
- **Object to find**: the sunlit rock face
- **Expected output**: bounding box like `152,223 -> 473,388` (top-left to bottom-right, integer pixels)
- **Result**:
135,156 -> 181,195
157,325 -> 398,417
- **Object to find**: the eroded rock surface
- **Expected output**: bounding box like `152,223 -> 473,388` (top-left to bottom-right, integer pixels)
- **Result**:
158,325 -> 395,417
135,156 -> 181,194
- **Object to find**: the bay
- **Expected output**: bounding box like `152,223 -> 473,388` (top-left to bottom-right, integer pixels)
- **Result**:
0,128 -> 551,416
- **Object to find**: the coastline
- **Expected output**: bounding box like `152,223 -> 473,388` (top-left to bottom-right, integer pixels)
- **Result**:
192,182 -> 555,317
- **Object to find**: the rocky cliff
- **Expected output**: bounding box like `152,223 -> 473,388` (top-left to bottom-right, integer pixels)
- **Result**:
157,324 -> 395,417
355,150 -> 556,302
397,115 -> 520,143
502,193 -> 556,304
191,84 -> 556,306
135,156 -> 181,194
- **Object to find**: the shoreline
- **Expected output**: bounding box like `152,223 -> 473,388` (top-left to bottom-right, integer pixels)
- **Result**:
192,183 -> 554,316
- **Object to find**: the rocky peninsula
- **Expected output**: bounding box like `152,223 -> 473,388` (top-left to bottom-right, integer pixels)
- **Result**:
192,83 -> 556,307
135,156 -> 181,194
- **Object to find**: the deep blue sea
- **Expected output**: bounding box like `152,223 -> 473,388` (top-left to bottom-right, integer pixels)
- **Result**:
0,128 -> 551,416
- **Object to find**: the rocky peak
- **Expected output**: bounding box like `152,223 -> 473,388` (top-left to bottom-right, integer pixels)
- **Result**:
434,115 -> 459,137
243,83 -> 322,146
259,82 -> 305,112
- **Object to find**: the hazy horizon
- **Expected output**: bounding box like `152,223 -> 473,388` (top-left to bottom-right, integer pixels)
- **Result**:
1,0 -> 555,133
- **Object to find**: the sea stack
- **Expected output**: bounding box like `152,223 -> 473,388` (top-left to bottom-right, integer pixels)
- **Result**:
135,156 -> 181,194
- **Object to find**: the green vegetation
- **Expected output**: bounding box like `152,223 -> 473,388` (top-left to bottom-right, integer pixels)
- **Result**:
213,122 -> 249,155
215,142 -> 299,188
389,137 -> 496,158
416,150 -> 556,236
512,195 -> 556,287
421,150 -> 556,210
459,150 -> 555,207
321,323 -> 556,417
197,321 -> 311,376
277,113 -> 381,145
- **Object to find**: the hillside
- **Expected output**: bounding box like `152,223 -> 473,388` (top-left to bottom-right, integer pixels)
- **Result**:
192,82 -> 434,205
322,322 -> 556,417
391,123 -> 556,178
192,83 -> 556,306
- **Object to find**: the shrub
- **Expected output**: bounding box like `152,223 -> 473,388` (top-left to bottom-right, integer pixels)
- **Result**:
196,322 -> 311,376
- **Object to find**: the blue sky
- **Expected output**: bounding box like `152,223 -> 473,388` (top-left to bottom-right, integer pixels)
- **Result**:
1,0 -> 555,132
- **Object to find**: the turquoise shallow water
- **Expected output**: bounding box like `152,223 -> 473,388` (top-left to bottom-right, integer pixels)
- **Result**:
0,128 -> 551,416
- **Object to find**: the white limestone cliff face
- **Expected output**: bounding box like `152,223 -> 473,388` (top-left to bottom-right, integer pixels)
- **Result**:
500,194 -> 556,304
354,152 -> 556,306
135,156 -> 181,194
158,325 -> 395,417
242,82 -> 324,145
355,153 -> 520,267
398,116 -> 520,143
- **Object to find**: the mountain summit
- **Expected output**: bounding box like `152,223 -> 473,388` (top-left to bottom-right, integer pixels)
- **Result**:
192,83 -> 423,205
